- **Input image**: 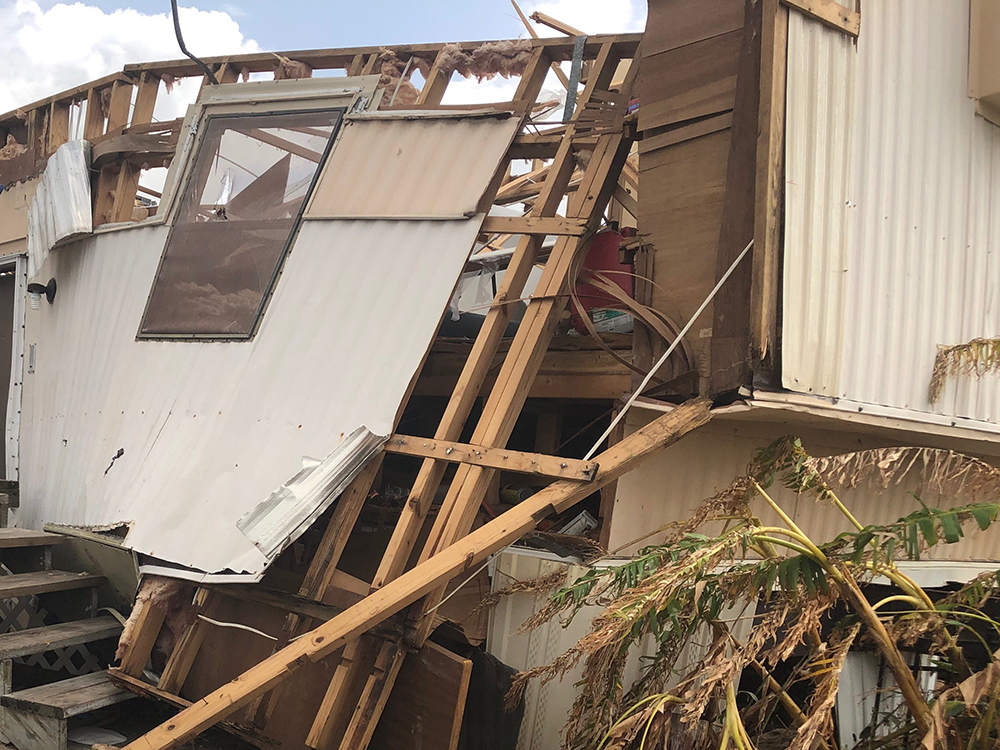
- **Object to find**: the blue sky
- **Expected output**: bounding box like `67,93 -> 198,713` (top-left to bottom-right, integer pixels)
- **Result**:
31,0 -> 642,51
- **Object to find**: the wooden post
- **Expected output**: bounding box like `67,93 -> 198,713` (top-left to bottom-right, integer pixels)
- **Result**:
47,101 -> 70,155
749,0 -> 788,374
119,598 -> 167,677
84,87 -> 106,140
132,72 -> 161,125
415,51 -> 451,106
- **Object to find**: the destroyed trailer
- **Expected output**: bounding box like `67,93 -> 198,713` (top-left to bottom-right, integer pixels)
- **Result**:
0,0 -> 998,748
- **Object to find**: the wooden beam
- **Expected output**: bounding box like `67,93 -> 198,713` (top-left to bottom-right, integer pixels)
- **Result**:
780,0 -> 859,37
47,101 -> 70,155
415,50 -> 452,106
383,435 -> 598,480
118,399 -> 712,750
106,80 -> 133,134
83,88 -> 106,140
529,10 -> 586,37
115,34 -> 641,79
749,0 -> 788,375
511,1 -> 572,89
157,589 -> 209,694
132,72 -> 161,126
118,598 -> 166,677
108,669 -> 277,749
710,0 -> 762,394
479,215 -> 588,236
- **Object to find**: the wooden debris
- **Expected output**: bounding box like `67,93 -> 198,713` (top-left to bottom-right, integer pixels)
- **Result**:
119,398 -> 711,750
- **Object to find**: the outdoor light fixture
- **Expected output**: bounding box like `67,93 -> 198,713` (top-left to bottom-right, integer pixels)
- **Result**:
27,278 -> 57,309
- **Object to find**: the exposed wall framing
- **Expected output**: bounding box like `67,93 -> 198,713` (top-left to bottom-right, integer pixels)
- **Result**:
39,32 -> 695,750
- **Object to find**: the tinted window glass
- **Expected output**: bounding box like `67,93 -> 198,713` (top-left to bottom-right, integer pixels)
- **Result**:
140,109 -> 341,338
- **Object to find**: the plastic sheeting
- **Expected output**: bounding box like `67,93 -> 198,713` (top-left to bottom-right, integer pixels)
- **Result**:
27,140 -> 92,279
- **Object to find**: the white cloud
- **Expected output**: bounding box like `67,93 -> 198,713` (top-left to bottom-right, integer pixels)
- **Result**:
521,0 -> 646,34
0,1 -> 259,114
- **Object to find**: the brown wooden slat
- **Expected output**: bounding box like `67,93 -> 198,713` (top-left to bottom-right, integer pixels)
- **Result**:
0,529 -> 63,549
1,671 -> 132,719
383,435 -> 598,480
0,571 -> 103,599
0,617 -> 121,660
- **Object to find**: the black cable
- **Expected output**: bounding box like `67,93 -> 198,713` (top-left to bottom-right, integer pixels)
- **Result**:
170,0 -> 219,85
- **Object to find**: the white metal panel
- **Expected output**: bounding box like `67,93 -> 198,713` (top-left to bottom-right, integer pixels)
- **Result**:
5,255 -> 25,480
611,412 -> 1000,562
307,113 -> 519,218
782,0 -> 1000,425
17,217 -> 482,575
27,141 -> 91,280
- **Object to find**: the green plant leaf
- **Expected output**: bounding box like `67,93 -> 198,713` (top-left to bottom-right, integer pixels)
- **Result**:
940,512 -> 963,544
972,504 -> 998,531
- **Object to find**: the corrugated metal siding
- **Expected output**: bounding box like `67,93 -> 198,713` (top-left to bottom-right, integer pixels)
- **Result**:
782,0 -> 1000,424
611,413 -> 1000,562
18,218 -> 482,575
306,114 -> 519,218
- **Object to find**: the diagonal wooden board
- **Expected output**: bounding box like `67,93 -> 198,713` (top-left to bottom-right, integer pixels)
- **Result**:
120,398 -> 712,750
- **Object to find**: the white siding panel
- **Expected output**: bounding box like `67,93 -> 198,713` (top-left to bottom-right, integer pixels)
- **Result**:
307,113 -> 519,218
610,413 -> 1000,562
782,1 -> 1000,425
18,217 -> 481,575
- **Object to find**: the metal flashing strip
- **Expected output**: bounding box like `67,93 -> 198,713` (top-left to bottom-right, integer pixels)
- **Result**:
237,426 -> 387,561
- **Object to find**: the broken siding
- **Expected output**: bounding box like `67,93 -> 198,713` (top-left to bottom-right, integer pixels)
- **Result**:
18,218 -> 483,575
782,0 -> 1000,424
18,113 -> 519,576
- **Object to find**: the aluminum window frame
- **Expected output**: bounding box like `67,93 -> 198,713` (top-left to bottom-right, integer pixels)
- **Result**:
136,78 -> 379,342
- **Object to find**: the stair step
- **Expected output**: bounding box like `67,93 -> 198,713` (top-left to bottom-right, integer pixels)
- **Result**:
0,571 -> 104,599
0,529 -> 63,549
1,670 -> 133,719
0,617 -> 122,659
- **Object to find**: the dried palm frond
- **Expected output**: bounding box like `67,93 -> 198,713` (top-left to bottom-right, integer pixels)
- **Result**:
929,337 -> 1000,403
472,569 -> 566,615
786,625 -> 859,750
806,446 -> 1000,500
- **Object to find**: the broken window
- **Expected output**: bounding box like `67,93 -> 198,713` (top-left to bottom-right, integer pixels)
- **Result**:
139,109 -> 343,338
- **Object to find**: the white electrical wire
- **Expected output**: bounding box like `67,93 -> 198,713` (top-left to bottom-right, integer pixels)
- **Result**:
197,614 -> 278,641
583,238 -> 755,460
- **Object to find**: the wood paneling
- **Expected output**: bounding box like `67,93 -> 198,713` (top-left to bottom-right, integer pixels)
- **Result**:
644,0 -> 746,57
639,129 -> 732,380
371,642 -> 472,750
639,30 -> 743,133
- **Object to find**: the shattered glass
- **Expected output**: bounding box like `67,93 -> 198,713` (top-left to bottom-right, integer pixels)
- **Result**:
140,109 -> 342,337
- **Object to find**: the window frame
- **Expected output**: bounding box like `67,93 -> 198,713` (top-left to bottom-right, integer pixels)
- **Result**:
135,77 -> 380,342
137,106 -> 345,341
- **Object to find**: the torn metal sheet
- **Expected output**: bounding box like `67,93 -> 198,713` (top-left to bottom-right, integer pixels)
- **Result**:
19,112 -> 516,577
27,140 -> 92,279
237,426 -> 387,561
